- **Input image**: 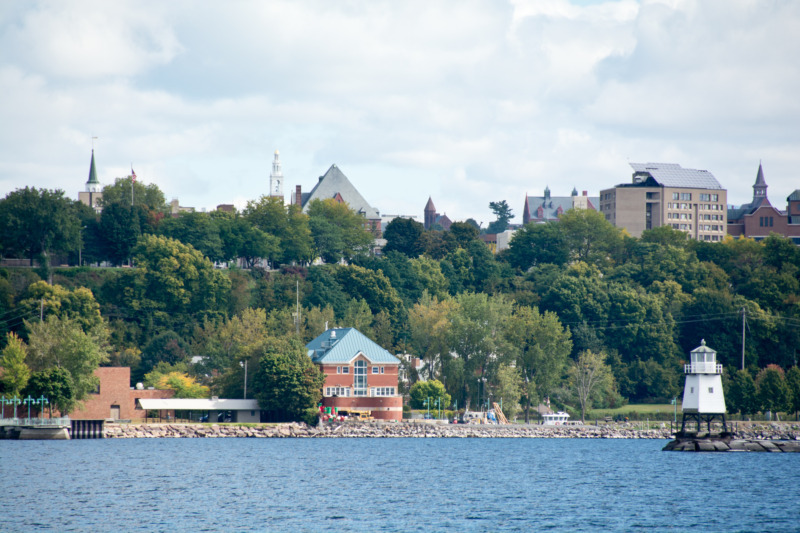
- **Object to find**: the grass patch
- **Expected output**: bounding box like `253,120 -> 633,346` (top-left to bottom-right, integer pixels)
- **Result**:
590,404 -> 676,418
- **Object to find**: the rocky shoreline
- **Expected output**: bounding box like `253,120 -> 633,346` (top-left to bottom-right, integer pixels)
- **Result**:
103,421 -> 676,439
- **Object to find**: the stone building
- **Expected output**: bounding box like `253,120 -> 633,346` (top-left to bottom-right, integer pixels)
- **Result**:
423,197 -> 452,230
599,162 -> 727,240
522,187 -> 598,225
291,164 -> 382,235
727,163 -> 800,244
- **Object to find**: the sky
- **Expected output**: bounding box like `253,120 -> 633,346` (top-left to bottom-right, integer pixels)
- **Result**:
1,0 -> 798,225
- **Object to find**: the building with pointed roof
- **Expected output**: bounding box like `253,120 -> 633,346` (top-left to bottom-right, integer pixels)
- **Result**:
422,197 -> 452,230
522,187 -> 598,225
291,164 -> 382,234
78,150 -> 103,212
727,163 -> 800,244
307,327 -> 402,420
599,162 -> 728,240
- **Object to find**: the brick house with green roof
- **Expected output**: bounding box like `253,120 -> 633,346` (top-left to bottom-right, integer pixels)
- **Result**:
307,328 -> 402,421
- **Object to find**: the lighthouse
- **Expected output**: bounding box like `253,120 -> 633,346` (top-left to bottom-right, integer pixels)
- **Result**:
680,339 -> 727,434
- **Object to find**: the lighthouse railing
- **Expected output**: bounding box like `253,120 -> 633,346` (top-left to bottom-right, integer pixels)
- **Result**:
684,363 -> 723,374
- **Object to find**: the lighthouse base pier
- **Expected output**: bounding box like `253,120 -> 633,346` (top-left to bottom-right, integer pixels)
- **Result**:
663,432 -> 800,452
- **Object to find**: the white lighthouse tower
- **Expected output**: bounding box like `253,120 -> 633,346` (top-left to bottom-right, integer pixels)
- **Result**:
680,339 -> 728,434
269,149 -> 284,203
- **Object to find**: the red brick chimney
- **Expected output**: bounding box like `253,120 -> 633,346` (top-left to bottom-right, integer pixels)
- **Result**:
295,185 -> 302,206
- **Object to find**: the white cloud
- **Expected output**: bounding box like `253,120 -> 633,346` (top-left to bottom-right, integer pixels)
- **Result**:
1,0 -> 799,221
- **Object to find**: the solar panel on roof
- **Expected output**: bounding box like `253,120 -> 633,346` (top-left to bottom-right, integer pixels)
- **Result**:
629,162 -> 722,190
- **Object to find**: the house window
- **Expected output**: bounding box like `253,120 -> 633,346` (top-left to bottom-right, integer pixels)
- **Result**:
353,360 -> 367,396
672,192 -> 680,200
708,387 -> 714,393
342,366 -> 349,374
690,387 -> 694,393
700,193 -> 710,201
336,366 -> 341,374
325,387 -> 351,397
372,366 -> 379,374
681,193 -> 692,201
711,194 -> 719,202
380,367 -> 385,374
372,387 -> 395,397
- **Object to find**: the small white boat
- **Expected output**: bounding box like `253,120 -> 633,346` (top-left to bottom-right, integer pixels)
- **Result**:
542,411 -> 570,426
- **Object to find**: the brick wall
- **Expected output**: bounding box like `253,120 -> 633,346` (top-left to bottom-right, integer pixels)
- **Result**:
69,367 -> 173,420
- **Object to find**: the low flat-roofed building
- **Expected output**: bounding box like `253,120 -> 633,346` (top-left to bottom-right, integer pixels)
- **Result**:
600,162 -> 727,240
137,398 -> 262,423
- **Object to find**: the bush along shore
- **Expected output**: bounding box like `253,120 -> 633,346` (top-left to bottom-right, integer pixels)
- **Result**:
104,421 -> 678,439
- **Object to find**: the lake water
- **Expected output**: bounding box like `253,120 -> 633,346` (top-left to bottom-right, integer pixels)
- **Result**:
3,438 -> 798,532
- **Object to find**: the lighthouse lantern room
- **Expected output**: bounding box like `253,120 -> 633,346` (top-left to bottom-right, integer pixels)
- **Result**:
680,339 -> 727,434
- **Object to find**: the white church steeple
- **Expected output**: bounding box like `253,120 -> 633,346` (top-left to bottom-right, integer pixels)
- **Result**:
269,149 -> 284,202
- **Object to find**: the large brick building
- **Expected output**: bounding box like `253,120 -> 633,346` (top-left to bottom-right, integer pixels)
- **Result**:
522,187 -> 598,224
600,162 -> 727,240
306,328 -> 402,421
727,163 -> 800,244
68,367 -> 173,420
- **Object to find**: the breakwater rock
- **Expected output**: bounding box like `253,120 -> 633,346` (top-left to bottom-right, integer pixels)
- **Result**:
663,426 -> 800,452
104,421 -> 674,439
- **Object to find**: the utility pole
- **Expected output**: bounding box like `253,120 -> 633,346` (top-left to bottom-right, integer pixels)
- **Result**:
741,307 -> 746,371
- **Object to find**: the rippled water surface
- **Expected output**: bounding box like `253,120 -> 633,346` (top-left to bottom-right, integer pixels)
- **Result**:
3,437 -> 799,532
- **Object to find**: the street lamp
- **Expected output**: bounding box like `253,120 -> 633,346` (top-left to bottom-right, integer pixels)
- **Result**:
671,396 -> 677,424
240,360 -> 248,399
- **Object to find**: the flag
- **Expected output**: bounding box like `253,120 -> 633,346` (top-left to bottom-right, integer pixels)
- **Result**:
131,168 -> 137,183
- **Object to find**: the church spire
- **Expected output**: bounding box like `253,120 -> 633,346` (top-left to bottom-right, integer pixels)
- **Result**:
86,149 -> 100,192
753,161 -> 767,200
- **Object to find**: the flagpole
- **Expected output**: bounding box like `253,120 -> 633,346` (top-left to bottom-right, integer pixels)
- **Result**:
131,164 -> 135,207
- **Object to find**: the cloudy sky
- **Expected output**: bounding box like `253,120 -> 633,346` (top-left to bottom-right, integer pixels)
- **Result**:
1,0 -> 798,224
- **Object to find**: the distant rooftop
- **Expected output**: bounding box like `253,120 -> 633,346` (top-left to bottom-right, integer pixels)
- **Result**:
629,162 -> 723,190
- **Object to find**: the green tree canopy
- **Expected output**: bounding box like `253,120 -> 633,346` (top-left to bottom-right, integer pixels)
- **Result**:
307,199 -> 373,263
99,176 -> 167,212
0,187 -> 80,275
507,305 -> 572,422
252,337 -> 325,422
159,212 -> 225,263
409,379 -> 451,411
23,367 -> 75,415
383,217 -> 424,257
486,200 -> 514,234
570,350 -> 613,422
121,235 -> 231,329
0,332 -> 30,397
25,315 -> 109,406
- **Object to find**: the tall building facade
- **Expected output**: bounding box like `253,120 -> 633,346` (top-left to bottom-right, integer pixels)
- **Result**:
599,163 -> 727,241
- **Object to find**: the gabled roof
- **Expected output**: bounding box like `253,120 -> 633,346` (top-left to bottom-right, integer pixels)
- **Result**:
301,165 -> 380,219
629,162 -> 723,190
307,328 -> 399,365
524,193 -> 599,221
